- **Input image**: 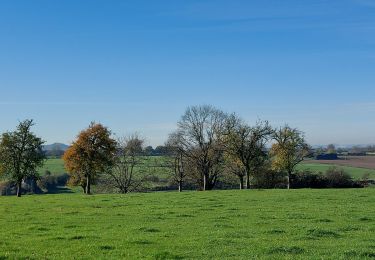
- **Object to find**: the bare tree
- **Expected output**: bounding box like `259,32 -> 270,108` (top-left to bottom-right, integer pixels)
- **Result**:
270,125 -> 310,189
106,134 -> 145,194
172,105 -> 228,191
225,115 -> 273,189
166,133 -> 187,192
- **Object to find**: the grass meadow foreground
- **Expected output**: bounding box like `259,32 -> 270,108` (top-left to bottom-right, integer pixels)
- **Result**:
0,189 -> 374,259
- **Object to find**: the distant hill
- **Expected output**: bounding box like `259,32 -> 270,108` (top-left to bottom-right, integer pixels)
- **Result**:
43,143 -> 69,152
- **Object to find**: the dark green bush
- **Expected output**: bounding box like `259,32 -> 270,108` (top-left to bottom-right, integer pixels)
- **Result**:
291,170 -> 326,188
324,167 -> 361,188
290,167 -> 363,189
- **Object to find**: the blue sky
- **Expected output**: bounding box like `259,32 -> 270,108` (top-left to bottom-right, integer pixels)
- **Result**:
0,0 -> 374,146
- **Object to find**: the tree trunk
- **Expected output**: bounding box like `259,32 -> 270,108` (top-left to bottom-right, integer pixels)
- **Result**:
16,181 -> 22,197
239,176 -> 244,190
86,175 -> 91,195
286,172 -> 290,190
202,174 -> 215,190
246,172 -> 251,189
178,180 -> 182,192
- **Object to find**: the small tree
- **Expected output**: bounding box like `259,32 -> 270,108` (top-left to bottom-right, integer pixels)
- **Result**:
166,133 -> 187,192
270,125 -> 310,189
63,122 -> 117,194
107,134 -> 145,194
326,144 -> 336,154
144,146 -> 155,156
0,120 -> 45,197
224,154 -> 246,189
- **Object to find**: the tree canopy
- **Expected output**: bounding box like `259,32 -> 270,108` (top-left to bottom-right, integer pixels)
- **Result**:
0,120 -> 45,197
63,122 -> 117,194
270,125 -> 310,189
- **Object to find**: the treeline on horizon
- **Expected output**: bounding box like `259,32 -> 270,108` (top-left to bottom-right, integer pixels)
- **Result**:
43,142 -> 375,160
0,105 -> 367,197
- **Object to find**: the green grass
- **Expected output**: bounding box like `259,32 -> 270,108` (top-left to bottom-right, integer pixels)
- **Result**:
37,157 -> 171,178
39,158 -> 375,181
38,158 -> 66,175
298,163 -> 375,180
0,189 -> 374,259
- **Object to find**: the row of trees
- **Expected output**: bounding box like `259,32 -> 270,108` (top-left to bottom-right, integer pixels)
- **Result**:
315,144 -> 375,156
166,105 -> 310,192
0,105 -> 311,197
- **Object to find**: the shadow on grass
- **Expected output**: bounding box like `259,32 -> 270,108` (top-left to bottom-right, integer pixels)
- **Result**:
345,250 -> 375,258
154,251 -> 184,260
99,245 -> 114,251
268,246 -> 305,255
307,229 -> 340,239
139,227 -> 160,233
46,186 -> 74,194
132,240 -> 154,245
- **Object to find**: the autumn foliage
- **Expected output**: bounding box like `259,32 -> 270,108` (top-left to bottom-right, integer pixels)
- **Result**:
63,122 -> 117,194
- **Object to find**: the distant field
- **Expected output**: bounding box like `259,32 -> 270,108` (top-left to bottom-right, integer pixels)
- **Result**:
0,189 -> 374,259
298,164 -> 375,180
301,156 -> 375,180
38,157 -> 168,172
38,158 -> 66,175
305,156 -> 375,170
40,157 -> 375,181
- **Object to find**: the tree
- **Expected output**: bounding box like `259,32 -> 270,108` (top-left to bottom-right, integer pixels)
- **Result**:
166,133 -> 187,192
154,146 -> 168,156
143,146 -> 154,156
63,122 -> 117,194
270,125 -> 310,189
326,144 -> 336,154
224,154 -> 246,189
106,134 -> 145,194
171,105 -> 228,190
225,116 -> 273,189
0,120 -> 45,197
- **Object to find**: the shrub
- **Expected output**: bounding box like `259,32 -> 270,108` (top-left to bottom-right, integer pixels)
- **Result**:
290,167 -> 363,189
324,167 -> 360,188
0,180 -> 16,195
143,174 -> 160,183
252,169 -> 286,189
291,170 -> 327,188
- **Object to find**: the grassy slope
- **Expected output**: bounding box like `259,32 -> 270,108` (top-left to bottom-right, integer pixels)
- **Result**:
0,189 -> 374,259
298,163 -> 375,180
38,158 -> 66,175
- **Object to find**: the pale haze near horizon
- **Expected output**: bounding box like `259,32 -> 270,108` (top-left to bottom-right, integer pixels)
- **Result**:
0,0 -> 374,147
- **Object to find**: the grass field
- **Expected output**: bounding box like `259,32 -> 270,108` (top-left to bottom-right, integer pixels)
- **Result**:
0,189 -> 374,259
307,156 -> 375,169
39,158 -> 375,181
38,158 -> 66,175
298,163 -> 375,180
37,157 -> 171,180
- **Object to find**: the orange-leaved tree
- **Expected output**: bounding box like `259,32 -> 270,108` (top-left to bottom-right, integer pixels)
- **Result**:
63,122 -> 117,194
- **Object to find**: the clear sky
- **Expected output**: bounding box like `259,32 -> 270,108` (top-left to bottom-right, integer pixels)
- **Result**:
0,0 -> 374,146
